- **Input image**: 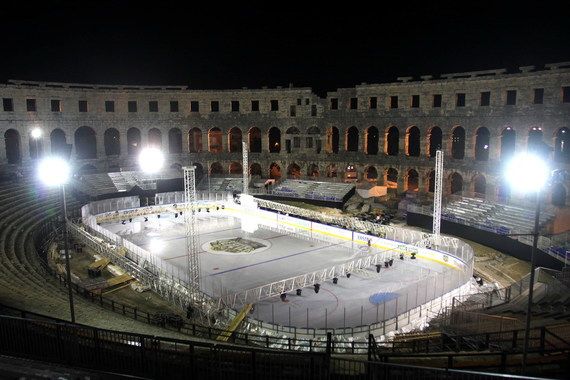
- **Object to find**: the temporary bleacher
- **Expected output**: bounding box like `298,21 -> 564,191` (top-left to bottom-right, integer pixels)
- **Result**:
71,170 -> 181,198
197,176 -> 244,192
270,179 -> 355,203
442,197 -> 555,235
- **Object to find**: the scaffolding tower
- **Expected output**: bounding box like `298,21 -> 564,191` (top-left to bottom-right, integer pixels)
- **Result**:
433,150 -> 444,241
242,141 -> 249,195
183,166 -> 201,297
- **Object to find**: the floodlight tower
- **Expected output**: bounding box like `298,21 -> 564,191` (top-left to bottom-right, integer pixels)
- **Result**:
183,166 -> 201,297
38,156 -> 74,323
242,141 -> 249,195
432,150 -> 444,243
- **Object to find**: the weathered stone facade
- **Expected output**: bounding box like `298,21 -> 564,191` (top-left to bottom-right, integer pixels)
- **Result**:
1,63 -> 569,204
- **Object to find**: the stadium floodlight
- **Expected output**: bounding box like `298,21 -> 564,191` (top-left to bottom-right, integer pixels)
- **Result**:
138,147 -> 164,174
31,127 -> 43,139
37,156 -> 74,323
504,152 -> 549,373
38,156 -> 70,187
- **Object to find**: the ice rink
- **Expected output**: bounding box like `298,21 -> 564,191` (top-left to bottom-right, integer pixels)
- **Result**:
103,211 -> 454,329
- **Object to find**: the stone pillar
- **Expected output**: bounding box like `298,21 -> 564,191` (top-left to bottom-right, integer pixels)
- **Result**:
489,132 -> 501,161
397,176 -> 405,193
262,130 -> 269,152
96,129 -> 105,159
398,133 -> 405,156
443,133 -> 452,157
120,128 -> 129,158
464,129 -> 475,160
221,128 -> 228,153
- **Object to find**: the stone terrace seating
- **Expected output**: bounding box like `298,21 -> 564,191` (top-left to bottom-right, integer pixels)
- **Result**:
271,180 -> 355,202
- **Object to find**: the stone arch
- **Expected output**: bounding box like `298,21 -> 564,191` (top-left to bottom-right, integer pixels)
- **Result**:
269,162 -> 282,179
287,163 -> 301,179
228,127 -> 242,153
170,163 -> 182,171
451,126 -> 465,159
500,127 -> 516,161
248,127 -> 261,153
428,126 -> 442,157
208,127 -> 223,153
229,161 -> 242,174
554,127 -> 569,163
306,126 -> 321,153
474,127 -> 490,161
327,126 -> 340,154
29,132 -> 43,160
268,127 -> 281,153
74,126 -> 97,159
285,127 -> 300,153
326,164 -> 338,178
210,162 -> 223,175
307,163 -> 319,177
250,163 -> 262,177
385,168 -> 398,189
365,166 -> 378,180
148,128 -> 162,149
472,174 -> 486,195
551,183 -> 567,207
427,170 -> 436,193
168,128 -> 182,154
346,126 -> 359,152
385,126 -> 399,156
406,126 -> 420,157
188,128 -> 202,153
450,172 -> 463,194
4,129 -> 21,164
50,129 -> 68,158
104,128 -> 120,156
406,169 -> 419,191
127,128 -> 141,156
365,126 -> 379,155
528,127 -> 544,154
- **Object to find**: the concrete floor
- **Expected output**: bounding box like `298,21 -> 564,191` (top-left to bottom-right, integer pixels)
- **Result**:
103,211 -> 462,329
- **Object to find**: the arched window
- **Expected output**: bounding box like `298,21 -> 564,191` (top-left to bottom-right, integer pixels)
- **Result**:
307,163 -> 319,177
554,127 -> 569,162
268,127 -> 281,153
269,162 -> 281,179
450,172 -> 463,194
50,129 -> 68,158
326,164 -> 337,178
406,126 -> 420,156
210,162 -> 223,175
428,126 -> 442,157
385,168 -> 398,188
148,128 -> 162,149
29,131 -> 43,159
500,127 -> 516,160
229,162 -> 242,174
188,128 -> 202,153
208,127 -> 223,153
385,127 -> 399,156
287,163 -> 301,179
74,126 -> 97,159
474,127 -> 490,161
365,166 -> 378,180
168,128 -> 182,154
228,127 -> 242,152
248,127 -> 261,153
528,127 -> 544,154
250,163 -> 262,176
451,126 -> 465,159
4,129 -> 21,164
104,128 -> 120,156
307,126 -> 321,153
551,184 -> 567,207
327,127 -> 339,154
127,128 -> 141,156
365,126 -> 379,155
406,169 -> 419,191
345,164 -> 357,181
473,174 -> 486,195
193,163 -> 204,180
346,127 -> 359,152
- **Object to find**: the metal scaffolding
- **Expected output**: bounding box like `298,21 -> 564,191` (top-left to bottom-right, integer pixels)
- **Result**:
433,150 -> 444,240
242,141 -> 248,195
184,166 -> 201,297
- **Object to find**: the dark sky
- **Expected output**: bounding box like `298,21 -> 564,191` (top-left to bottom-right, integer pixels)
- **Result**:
1,1 -> 569,95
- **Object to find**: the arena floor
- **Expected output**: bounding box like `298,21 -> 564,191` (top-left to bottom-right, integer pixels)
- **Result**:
103,212 -> 452,329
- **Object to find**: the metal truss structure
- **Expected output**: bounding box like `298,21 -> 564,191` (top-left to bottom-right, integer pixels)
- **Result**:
433,150 -> 444,240
242,141 -> 249,195
184,166 -> 201,298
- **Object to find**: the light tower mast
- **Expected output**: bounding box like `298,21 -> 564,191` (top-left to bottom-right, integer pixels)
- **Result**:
433,150 -> 444,242
183,166 -> 201,297
242,141 -> 249,195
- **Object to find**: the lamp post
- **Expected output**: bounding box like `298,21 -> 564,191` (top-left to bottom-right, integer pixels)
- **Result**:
38,157 -> 75,323
504,153 -> 549,372
31,127 -> 42,159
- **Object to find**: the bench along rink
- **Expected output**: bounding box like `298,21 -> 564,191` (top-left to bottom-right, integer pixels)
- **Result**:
102,196 -> 471,330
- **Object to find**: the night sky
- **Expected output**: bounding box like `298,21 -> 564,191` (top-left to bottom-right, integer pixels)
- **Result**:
1,1 -> 569,95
